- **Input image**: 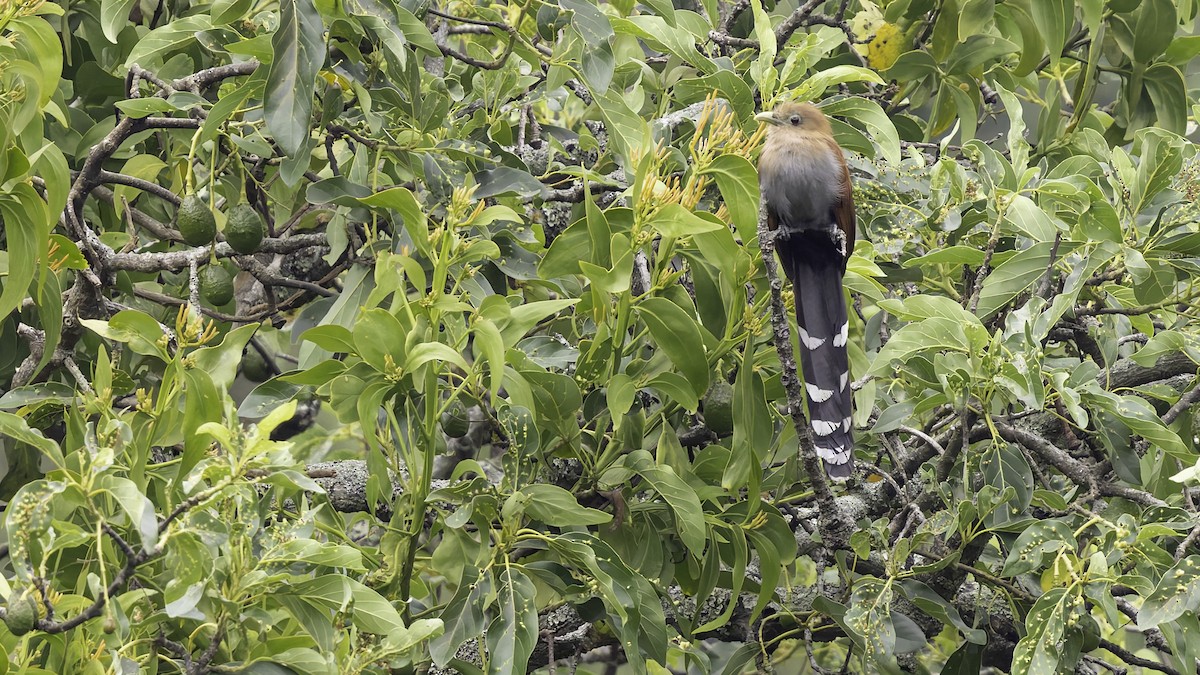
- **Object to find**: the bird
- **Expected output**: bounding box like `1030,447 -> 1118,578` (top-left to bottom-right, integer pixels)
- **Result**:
755,101 -> 855,480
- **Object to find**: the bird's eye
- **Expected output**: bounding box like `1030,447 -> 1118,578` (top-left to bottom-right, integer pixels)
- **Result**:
789,115 -> 802,126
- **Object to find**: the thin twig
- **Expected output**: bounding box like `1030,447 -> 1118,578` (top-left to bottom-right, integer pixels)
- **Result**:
1097,639 -> 1179,675
775,0 -> 824,47
994,421 -> 1166,507
1162,377 -> 1200,426
1175,522 -> 1200,562
966,218 -> 1003,313
897,425 -> 945,458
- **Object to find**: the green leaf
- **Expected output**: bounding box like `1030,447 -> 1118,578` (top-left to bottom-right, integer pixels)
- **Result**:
487,299 -> 578,347
100,477 -> 159,552
821,97 -> 901,164
1001,520 -> 1074,577
124,16 -> 213,66
1145,62 -> 1188,136
200,67 -> 266,143
593,90 -> 650,167
792,65 -> 884,101
898,580 -> 987,644
1005,194 -> 1060,242
100,0 -> 136,41
301,325 -> 357,354
559,0 -> 613,44
475,167 -> 546,199
261,539 -> 366,570
1030,0 -> 1070,67
0,186 -> 48,324
1133,0 -> 1177,63
607,373 -> 635,417
980,442 -> 1034,526
430,568 -> 491,667
727,358 -> 771,490
82,310 -> 169,360
474,318 -> 506,396
181,368 -> 222,476
385,618 -> 444,654
843,577 -> 898,663
521,484 -> 612,526
0,382 -> 75,409
976,241 -> 1077,320
293,575 -> 404,634
878,294 -> 984,327
904,245 -> 987,268
31,271 -> 61,379
635,297 -> 709,396
693,524 -> 746,632
191,324 -> 258,391
1136,556 -> 1200,628
612,16 -> 716,74
486,568 -> 538,675
958,0 -> 994,36
112,155 -> 168,221
675,71 -> 755,121
260,648 -> 332,674
114,97 -> 180,118
1102,393 -> 1189,460
353,308 -> 407,373
629,453 -> 707,558
10,17 -> 61,107
702,154 -> 759,243
1131,128 -> 1185,215
405,342 -> 470,373
647,371 -> 700,412
868,318 -> 983,376
947,35 -> 1018,74
266,0 -> 324,156
646,204 -> 724,238
212,0 -> 255,24
748,0 -> 777,99
0,412 -> 63,466
1011,588 -> 1069,675
1007,4 -> 1044,76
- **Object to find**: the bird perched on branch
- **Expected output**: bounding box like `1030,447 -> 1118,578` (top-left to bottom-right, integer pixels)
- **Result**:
756,102 -> 855,480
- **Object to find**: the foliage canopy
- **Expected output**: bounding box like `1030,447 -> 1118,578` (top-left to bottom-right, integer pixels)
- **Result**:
1,0 -> 1200,673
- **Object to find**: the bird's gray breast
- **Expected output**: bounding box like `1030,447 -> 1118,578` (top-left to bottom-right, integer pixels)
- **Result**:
763,142 -> 842,232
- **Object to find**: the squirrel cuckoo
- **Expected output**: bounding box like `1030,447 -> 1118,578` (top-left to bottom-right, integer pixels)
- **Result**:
755,102 -> 855,480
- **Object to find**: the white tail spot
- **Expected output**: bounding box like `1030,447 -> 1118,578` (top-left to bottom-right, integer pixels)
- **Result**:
798,326 -> 826,350
843,416 -> 853,432
840,372 -> 849,391
813,419 -> 838,436
832,322 -> 849,347
817,443 -> 851,464
806,383 -> 833,403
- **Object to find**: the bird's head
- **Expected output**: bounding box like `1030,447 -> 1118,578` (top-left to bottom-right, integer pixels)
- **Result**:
754,102 -> 834,137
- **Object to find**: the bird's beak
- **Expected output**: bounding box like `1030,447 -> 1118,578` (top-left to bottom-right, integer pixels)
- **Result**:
754,111 -> 778,125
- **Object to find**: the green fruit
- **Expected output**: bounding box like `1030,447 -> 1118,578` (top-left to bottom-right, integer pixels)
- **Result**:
199,264 -> 234,306
440,400 -> 471,438
5,588 -> 38,636
225,204 -> 265,254
703,380 -> 735,436
176,195 -> 217,246
241,347 -> 273,382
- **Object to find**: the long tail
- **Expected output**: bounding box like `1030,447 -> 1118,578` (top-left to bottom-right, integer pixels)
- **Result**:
778,231 -> 853,480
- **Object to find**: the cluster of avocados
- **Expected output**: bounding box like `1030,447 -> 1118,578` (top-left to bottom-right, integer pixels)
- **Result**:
174,195 -> 266,306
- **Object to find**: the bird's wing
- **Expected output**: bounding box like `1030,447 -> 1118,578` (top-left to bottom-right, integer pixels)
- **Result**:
830,139 -> 856,262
